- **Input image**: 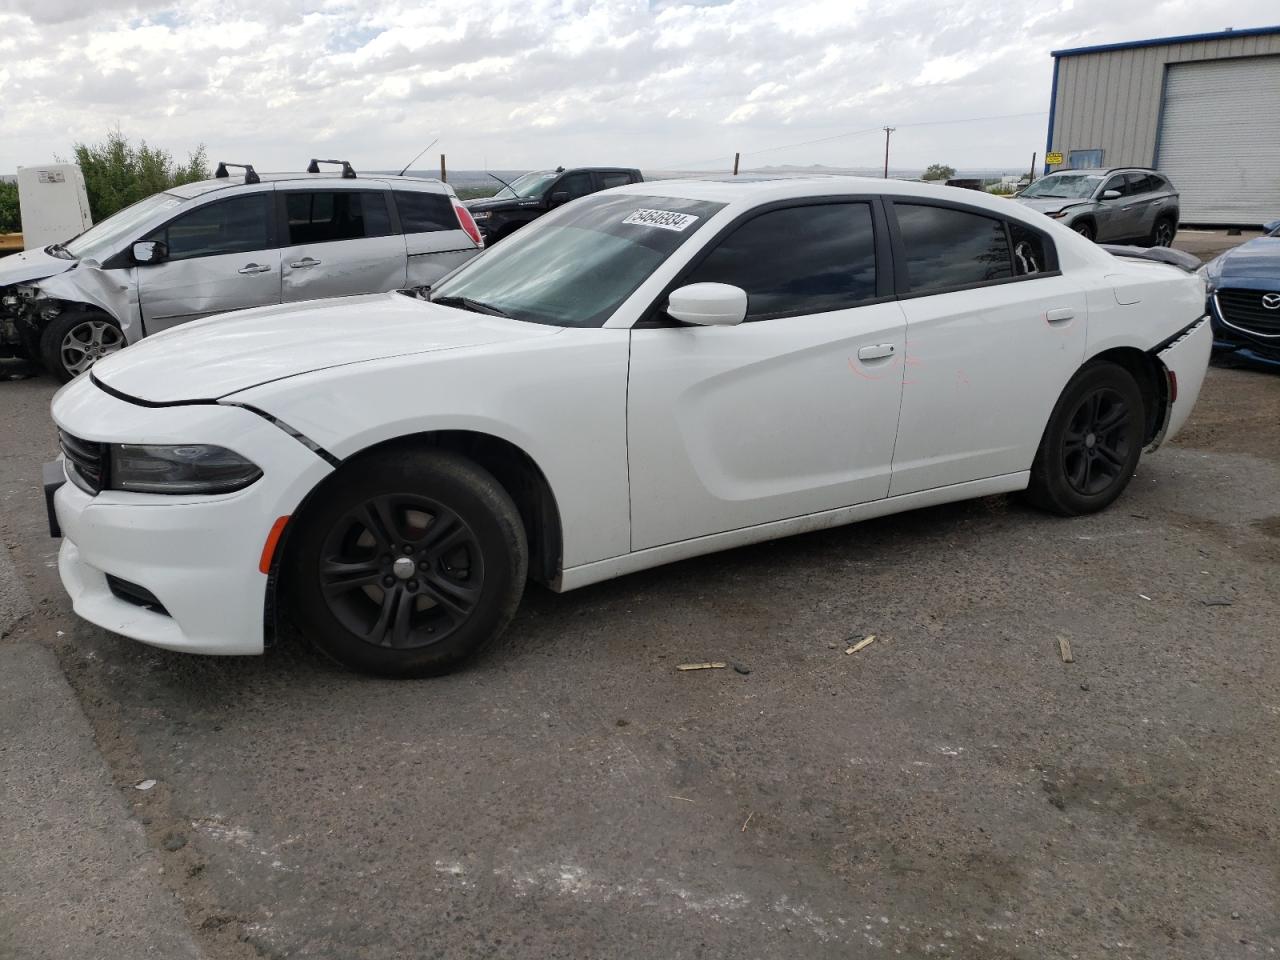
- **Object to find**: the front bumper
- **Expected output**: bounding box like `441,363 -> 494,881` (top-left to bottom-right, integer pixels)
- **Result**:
50,378 -> 333,655
1208,291 -> 1280,368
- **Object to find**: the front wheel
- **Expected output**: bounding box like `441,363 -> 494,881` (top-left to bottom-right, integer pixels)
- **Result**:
1072,221 -> 1096,242
1025,362 -> 1145,516
39,311 -> 125,383
1149,218 -> 1176,247
285,449 -> 528,677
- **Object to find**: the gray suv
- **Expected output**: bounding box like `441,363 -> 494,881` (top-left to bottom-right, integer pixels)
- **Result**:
0,160 -> 483,381
1016,168 -> 1179,247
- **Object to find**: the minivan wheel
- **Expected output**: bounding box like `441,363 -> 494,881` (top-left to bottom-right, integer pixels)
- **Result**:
286,448 -> 528,677
1072,221 -> 1096,242
40,311 -> 125,383
1025,362 -> 1145,516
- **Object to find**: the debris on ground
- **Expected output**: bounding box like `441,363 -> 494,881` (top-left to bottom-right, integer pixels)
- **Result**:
162,832 -> 188,852
1201,598 -> 1234,606
844,635 -> 876,655
667,795 -> 695,803
1058,637 -> 1074,663
134,779 -> 157,791
741,812 -> 754,833
732,662 -> 751,675
676,662 -> 726,671
1139,594 -> 1153,601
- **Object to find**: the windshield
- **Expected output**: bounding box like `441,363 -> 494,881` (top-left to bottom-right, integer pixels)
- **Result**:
1020,174 -> 1104,200
490,171 -> 560,201
63,192 -> 182,261
431,194 -> 725,327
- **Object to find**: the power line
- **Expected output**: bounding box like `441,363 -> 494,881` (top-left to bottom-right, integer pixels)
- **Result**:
660,110 -> 1049,171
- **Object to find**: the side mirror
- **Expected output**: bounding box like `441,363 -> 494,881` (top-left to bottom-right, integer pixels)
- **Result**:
1101,189 -> 1122,201
132,240 -> 167,264
667,282 -> 747,326
1263,218 -> 1280,235
548,191 -> 569,207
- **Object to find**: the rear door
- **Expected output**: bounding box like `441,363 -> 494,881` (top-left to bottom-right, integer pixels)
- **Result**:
886,201 -> 1087,495
137,191 -> 280,334
279,188 -> 406,302
627,200 -> 906,550
393,189 -> 478,288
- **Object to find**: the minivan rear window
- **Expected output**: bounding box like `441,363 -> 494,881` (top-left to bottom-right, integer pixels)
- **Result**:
394,191 -> 457,233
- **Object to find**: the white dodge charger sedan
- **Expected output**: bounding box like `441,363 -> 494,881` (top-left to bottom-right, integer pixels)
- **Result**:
47,177 -> 1211,676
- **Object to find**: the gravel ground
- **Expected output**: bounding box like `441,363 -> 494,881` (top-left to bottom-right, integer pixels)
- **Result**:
1,317 -> 1277,957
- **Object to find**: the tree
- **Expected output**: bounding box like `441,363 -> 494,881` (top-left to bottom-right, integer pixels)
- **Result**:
922,163 -> 956,182
71,128 -> 209,222
0,180 -> 19,233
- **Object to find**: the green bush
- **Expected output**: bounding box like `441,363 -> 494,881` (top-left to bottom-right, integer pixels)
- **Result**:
0,180 -> 19,232
453,185 -> 499,201
922,163 -> 956,182
72,129 -> 209,222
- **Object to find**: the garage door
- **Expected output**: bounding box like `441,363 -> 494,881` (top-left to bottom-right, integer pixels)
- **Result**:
1157,56 -> 1280,225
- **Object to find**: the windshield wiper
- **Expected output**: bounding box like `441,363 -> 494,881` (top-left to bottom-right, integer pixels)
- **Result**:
431,295 -> 512,318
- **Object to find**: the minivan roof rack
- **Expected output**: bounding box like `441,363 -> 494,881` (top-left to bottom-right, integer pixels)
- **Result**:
306,158 -> 357,179
214,162 -> 259,185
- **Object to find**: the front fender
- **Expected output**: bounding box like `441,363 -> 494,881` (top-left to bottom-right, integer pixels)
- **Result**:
35,263 -> 142,343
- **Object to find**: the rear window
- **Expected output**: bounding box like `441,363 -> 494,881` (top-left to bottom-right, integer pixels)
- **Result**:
894,203 -> 1013,294
395,190 -> 458,233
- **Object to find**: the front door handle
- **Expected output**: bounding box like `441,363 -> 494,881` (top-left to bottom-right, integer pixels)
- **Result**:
290,257 -> 321,269
1046,308 -> 1075,324
238,263 -> 271,275
857,343 -> 897,361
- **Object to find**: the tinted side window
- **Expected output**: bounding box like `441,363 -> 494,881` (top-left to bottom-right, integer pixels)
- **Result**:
599,173 -> 631,189
1125,173 -> 1154,194
394,190 -> 456,233
557,173 -> 593,200
1102,175 -> 1129,197
285,191 -> 380,244
685,203 -> 878,320
361,192 -> 393,237
152,194 -> 271,260
895,203 -> 1012,293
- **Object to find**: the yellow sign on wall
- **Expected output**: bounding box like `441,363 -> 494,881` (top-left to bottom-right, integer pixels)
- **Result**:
1045,151 -> 1064,165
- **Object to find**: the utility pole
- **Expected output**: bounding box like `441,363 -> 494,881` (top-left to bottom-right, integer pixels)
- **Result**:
440,154 -> 447,183
882,127 -> 895,178
1029,152 -> 1037,184
733,152 -> 740,176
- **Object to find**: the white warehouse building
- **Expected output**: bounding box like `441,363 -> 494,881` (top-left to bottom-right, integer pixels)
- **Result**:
1044,25 -> 1280,226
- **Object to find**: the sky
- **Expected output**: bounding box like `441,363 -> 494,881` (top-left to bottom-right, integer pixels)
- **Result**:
0,0 -> 1275,175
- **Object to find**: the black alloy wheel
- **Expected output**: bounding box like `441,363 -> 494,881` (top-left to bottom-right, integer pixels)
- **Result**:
286,449 -> 528,677
1061,387 -> 1132,496
319,494 -> 484,649
1151,219 -> 1175,247
1025,362 -> 1145,516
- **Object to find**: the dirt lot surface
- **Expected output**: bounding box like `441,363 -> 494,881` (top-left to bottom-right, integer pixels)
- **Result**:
1,351 -> 1278,958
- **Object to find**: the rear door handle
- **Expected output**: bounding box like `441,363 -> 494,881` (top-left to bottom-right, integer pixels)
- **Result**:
289,257 -> 321,269
857,343 -> 897,361
238,263 -> 271,275
1046,308 -> 1075,324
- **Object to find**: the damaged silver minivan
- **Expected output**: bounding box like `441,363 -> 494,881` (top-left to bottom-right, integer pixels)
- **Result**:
0,160 -> 484,381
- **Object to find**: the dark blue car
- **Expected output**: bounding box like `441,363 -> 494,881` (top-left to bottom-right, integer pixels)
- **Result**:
1201,218 -> 1280,369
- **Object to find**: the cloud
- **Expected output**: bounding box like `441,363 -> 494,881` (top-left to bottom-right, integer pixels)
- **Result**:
1,0 -> 1277,174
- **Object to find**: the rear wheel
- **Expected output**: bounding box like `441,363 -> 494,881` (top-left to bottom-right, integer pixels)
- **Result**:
1025,362 -> 1145,516
1071,221 -> 1096,242
40,311 -> 124,383
286,448 -> 527,677
1149,217 -> 1176,247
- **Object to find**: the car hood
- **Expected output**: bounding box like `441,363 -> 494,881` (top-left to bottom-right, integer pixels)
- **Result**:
1015,197 -> 1091,216
465,196 -> 541,213
0,246 -> 75,287
89,292 -> 562,404
1216,235 -> 1280,279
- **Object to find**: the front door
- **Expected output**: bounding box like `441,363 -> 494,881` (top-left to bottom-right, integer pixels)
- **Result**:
885,201 -> 1087,496
1094,174 -> 1138,241
627,201 -> 906,551
137,192 -> 281,334
279,189 -> 407,302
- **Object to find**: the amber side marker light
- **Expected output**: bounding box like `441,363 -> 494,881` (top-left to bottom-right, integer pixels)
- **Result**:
259,516 -> 290,574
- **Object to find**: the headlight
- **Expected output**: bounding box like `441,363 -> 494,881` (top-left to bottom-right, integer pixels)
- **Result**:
470,210 -> 491,221
109,444 -> 262,494
1198,257 -> 1221,295
1048,210 -> 1070,219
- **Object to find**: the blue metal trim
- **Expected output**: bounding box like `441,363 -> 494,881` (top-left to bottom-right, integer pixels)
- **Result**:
1052,24 -> 1280,58
1044,56 -> 1060,176
1152,64 -> 1171,167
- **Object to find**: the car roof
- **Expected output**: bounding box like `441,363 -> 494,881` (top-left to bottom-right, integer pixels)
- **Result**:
1044,167 -> 1159,176
166,172 -> 450,200
606,174 -> 1006,209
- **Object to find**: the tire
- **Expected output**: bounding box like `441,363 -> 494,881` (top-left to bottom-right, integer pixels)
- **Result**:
1025,362 -> 1145,516
1071,221 -> 1096,242
1148,217 -> 1176,248
39,310 -> 125,383
285,448 -> 528,677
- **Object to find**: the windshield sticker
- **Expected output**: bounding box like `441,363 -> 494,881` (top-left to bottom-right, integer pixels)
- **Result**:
622,209 -> 699,232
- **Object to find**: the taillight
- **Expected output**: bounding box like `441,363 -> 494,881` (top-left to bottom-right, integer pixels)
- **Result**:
454,204 -> 484,248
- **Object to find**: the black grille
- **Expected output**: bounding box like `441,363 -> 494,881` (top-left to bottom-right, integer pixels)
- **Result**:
1217,289 -> 1280,337
105,575 -> 170,616
59,430 -> 108,494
